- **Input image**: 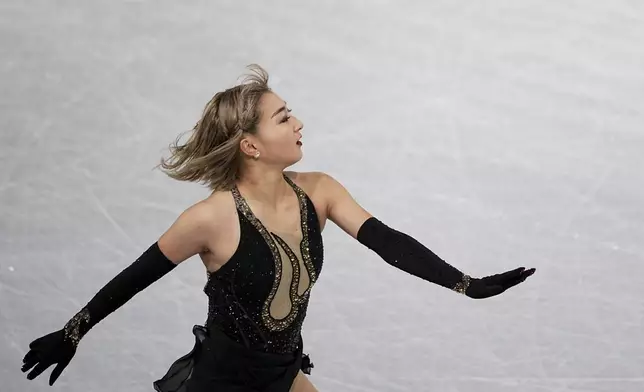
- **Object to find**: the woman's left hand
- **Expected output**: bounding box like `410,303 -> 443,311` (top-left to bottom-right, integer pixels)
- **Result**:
466,267 -> 536,299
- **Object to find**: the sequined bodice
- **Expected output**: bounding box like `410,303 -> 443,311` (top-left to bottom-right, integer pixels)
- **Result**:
203,174 -> 324,354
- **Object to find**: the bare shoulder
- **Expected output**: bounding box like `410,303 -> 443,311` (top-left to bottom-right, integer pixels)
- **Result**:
186,191 -> 233,228
158,190 -> 234,264
201,189 -> 236,216
283,170 -> 321,186
284,171 -> 330,205
285,171 -> 372,239
284,170 -> 344,204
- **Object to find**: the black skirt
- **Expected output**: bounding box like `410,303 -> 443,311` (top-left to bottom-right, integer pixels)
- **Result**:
153,325 -> 314,392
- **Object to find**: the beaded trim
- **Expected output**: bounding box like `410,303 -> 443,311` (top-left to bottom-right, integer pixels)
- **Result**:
452,274 -> 471,295
231,173 -> 317,332
284,175 -> 318,285
63,308 -> 91,348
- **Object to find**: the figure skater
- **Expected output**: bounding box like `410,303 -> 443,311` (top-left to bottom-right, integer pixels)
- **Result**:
21,64 -> 536,391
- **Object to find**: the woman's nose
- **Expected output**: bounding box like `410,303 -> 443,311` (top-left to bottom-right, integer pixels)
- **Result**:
294,117 -> 303,131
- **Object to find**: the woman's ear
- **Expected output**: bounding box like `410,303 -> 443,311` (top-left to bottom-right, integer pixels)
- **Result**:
239,137 -> 259,158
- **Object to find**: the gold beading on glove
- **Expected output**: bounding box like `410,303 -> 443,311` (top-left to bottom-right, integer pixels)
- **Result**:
63,308 -> 91,348
452,274 -> 471,295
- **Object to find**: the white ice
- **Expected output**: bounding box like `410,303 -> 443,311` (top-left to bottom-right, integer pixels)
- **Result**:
2,1 -> 644,391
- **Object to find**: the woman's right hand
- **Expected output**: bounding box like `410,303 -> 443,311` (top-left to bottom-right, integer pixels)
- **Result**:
21,329 -> 77,386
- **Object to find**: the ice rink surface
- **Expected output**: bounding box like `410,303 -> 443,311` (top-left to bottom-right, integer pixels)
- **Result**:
2,1 -> 643,391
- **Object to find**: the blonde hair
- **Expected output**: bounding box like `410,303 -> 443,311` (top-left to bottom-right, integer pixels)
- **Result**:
156,64 -> 271,192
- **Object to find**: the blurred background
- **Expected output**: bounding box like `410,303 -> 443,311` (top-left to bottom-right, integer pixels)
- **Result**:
2,1 -> 643,391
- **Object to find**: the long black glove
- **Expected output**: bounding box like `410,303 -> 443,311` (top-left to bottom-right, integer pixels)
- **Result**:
356,217 -> 535,298
21,242 -> 177,385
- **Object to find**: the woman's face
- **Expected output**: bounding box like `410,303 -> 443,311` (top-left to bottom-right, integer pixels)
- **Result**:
242,92 -> 304,167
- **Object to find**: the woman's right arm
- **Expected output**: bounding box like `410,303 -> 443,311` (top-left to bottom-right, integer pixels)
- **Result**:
158,200 -> 221,265
68,200 -> 222,343
22,200 -> 222,385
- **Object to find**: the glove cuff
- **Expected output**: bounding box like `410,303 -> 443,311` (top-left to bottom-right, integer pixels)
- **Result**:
63,308 -> 91,348
452,274 -> 471,295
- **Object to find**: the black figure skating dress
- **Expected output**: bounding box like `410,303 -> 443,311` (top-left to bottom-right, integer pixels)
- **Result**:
154,174 -> 324,392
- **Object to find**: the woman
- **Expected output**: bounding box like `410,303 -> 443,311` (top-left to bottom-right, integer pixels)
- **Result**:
21,65 -> 535,391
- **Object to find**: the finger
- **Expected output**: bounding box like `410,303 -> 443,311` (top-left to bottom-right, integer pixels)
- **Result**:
500,267 -> 526,280
514,268 -> 536,282
487,267 -> 525,284
49,360 -> 70,386
503,268 -> 536,290
29,330 -> 60,349
22,350 -> 39,366
28,337 -> 45,350
21,356 -> 39,373
26,361 -> 54,381
517,268 -> 536,282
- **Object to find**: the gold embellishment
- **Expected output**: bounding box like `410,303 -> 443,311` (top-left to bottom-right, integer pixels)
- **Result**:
63,308 -> 91,347
231,174 -> 317,332
284,175 -> 318,285
453,274 -> 471,295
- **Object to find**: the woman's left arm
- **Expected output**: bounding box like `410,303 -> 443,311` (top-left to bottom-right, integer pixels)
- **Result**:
319,172 -> 535,299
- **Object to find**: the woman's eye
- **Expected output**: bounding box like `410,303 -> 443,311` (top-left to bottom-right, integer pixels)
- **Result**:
280,109 -> 292,123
